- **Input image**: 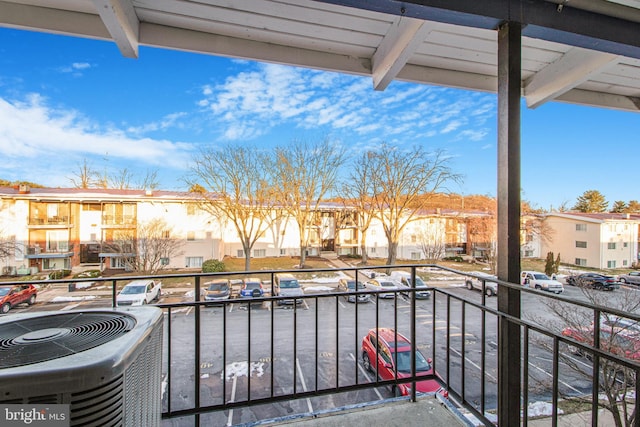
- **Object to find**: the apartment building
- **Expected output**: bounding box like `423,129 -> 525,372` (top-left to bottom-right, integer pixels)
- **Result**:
540,212 -> 640,270
0,186 -> 491,274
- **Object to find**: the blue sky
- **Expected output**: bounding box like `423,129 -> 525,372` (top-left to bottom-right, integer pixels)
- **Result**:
0,27 -> 638,211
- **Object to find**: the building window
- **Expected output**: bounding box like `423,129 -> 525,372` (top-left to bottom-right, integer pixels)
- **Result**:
371,247 -> 376,254
254,249 -> 266,257
162,230 -> 170,239
575,241 -> 587,248
575,224 -> 587,231
160,257 -> 169,265
624,242 -> 629,248
623,260 -> 628,266
607,260 -> 616,268
607,242 -> 616,250
187,231 -> 196,241
280,249 -> 286,256
185,257 -> 203,268
524,250 -> 534,257
575,258 -> 587,266
237,250 -> 244,258
411,235 -> 417,243
186,204 -> 197,215
410,252 -> 421,260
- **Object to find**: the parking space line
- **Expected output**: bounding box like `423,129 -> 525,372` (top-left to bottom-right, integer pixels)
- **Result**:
448,347 -> 497,382
296,358 -> 313,413
60,303 -> 80,311
338,300 -> 347,309
226,374 -> 238,427
348,353 -> 384,400
528,360 -> 582,394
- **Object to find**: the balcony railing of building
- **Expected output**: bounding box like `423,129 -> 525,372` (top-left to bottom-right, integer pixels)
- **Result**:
28,216 -> 70,226
13,265 -> 640,426
102,214 -> 137,226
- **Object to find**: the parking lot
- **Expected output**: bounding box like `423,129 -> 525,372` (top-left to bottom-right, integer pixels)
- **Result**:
7,275 -> 640,426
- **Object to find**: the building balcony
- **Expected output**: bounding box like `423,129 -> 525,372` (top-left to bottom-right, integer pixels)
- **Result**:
24,244 -> 74,259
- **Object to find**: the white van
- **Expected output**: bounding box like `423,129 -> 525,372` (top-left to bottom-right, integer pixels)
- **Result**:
389,271 -> 431,299
274,273 -> 304,305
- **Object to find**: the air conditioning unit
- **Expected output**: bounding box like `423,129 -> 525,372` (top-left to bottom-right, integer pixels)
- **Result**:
0,307 -> 163,426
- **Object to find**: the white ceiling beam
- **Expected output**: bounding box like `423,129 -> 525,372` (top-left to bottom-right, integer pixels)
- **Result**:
139,22 -> 372,76
92,0 -> 139,58
556,88 -> 640,112
0,1 -> 110,39
524,47 -> 620,108
372,17 -> 436,91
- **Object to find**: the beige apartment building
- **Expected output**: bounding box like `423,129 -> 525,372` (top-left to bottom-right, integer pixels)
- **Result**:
0,186 -> 495,274
540,212 -> 640,270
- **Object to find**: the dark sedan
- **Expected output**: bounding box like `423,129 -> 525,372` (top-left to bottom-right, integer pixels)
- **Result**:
573,273 -> 620,291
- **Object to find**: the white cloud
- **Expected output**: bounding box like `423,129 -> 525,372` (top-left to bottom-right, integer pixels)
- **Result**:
0,94 -> 193,186
199,63 -> 496,145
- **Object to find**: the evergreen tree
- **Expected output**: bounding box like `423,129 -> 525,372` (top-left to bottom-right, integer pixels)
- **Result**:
627,200 -> 640,213
545,252 -> 555,277
573,190 -> 608,213
554,253 -> 561,275
611,201 -> 627,213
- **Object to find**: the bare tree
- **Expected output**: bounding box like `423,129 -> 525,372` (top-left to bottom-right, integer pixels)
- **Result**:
342,152 -> 377,265
367,144 -> 458,266
104,219 -> 184,274
189,144 -> 276,271
533,288 -> 640,427
416,221 -> 446,260
272,137 -> 347,267
68,158 -> 95,188
0,233 -> 21,263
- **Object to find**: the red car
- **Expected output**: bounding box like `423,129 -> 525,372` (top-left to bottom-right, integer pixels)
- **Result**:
562,324 -> 640,361
361,327 -> 447,397
0,284 -> 37,314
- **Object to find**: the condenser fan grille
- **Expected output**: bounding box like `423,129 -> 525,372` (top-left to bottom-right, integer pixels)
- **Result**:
0,311 -> 136,368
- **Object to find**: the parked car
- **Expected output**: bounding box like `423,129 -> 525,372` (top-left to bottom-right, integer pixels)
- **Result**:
337,278 -> 370,303
0,284 -> 37,314
521,271 -> 564,294
203,279 -> 231,301
274,273 -> 304,305
116,279 -> 162,306
562,324 -> 640,361
573,273 -> 620,291
364,278 -> 399,299
240,277 -> 264,299
599,315 -> 640,336
389,271 -> 431,299
465,272 -> 498,297
361,328 -> 447,397
618,271 -> 640,286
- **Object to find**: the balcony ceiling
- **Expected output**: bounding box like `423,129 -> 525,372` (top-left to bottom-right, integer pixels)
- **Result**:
1,0 -> 640,111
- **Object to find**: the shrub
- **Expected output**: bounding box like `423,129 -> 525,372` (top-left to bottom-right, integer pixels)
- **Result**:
443,256 -> 464,262
49,269 -> 71,280
202,259 -> 225,273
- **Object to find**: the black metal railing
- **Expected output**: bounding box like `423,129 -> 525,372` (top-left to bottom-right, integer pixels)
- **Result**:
9,264 -> 640,426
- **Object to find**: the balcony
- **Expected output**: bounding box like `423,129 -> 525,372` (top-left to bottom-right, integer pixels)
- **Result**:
24,244 -> 74,259
27,216 -> 70,227
3,265 -> 639,426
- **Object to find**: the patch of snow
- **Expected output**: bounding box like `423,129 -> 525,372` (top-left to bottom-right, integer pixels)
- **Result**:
184,290 -> 194,297
299,275 -> 343,284
526,401 -> 563,417
75,282 -> 94,289
222,361 -> 265,381
51,295 -> 97,302
304,285 -> 334,292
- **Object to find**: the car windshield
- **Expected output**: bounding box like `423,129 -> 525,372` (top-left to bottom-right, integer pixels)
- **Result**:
245,282 -> 261,290
279,279 -> 299,289
207,283 -> 227,291
345,281 -> 365,290
408,277 -> 427,287
380,281 -> 396,288
0,288 -> 11,296
121,285 -> 146,295
395,350 -> 431,373
533,273 -> 550,280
